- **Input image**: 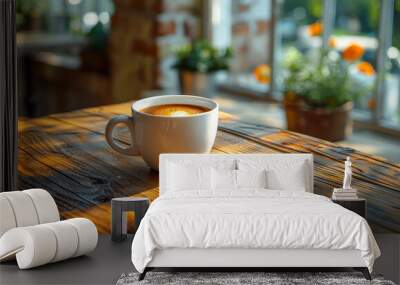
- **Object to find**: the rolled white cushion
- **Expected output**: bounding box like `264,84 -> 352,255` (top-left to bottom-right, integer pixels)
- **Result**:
42,221 -> 79,262
23,189 -> 60,224
0,226 -> 57,269
0,189 -> 60,239
0,218 -> 98,269
65,218 -> 98,257
0,191 -> 39,227
0,196 -> 17,237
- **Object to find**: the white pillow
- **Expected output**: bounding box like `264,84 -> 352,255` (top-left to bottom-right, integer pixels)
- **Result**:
212,169 -> 237,190
266,163 -> 307,191
236,169 -> 267,189
167,159 -> 236,170
238,159 -> 309,192
212,169 -> 268,190
167,163 -> 212,191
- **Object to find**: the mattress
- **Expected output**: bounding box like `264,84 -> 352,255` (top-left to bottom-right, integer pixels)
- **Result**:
131,190 -> 380,273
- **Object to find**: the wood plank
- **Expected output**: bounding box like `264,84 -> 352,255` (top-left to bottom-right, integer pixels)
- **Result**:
48,103 -> 400,232
219,121 -> 400,233
18,109 -> 278,233
18,118 -> 158,193
18,102 -> 400,233
20,145 -> 159,234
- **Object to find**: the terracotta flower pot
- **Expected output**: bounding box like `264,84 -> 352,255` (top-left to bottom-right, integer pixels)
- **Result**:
178,71 -> 216,98
284,98 -> 353,142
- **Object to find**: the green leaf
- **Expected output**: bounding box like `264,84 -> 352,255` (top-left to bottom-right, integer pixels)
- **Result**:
173,40 -> 233,73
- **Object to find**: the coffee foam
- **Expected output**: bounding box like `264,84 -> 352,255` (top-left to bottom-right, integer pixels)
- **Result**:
140,104 -> 209,116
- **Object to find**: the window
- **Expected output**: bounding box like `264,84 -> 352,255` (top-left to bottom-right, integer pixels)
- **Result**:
331,0 -> 379,113
381,3 -> 400,127
211,0 -> 272,96
210,0 -> 400,131
275,0 -> 323,97
16,0 -> 113,34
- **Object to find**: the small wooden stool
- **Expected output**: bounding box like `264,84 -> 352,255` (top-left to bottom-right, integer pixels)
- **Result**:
332,198 -> 366,218
111,197 -> 149,242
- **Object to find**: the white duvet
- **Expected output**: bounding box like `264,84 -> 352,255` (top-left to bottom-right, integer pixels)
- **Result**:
131,190 -> 380,273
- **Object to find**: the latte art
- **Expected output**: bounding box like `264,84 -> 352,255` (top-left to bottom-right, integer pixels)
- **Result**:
168,110 -> 191,117
140,104 -> 210,116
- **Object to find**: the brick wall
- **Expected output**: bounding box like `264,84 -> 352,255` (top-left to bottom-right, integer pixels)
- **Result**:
231,0 -> 271,73
110,0 -> 201,102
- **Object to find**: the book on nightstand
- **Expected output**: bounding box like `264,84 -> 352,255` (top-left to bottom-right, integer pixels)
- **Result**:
332,188 -> 358,200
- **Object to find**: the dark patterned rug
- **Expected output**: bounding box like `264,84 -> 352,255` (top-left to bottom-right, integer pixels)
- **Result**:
116,271 -> 395,285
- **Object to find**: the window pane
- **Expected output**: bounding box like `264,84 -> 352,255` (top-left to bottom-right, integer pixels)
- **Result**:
332,0 -> 379,112
382,2 -> 400,127
276,0 -> 323,95
16,0 -> 113,34
213,0 -> 272,95
16,0 -> 114,117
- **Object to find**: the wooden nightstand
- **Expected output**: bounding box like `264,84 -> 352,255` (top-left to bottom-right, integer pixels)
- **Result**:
111,197 -> 150,242
332,198 -> 366,218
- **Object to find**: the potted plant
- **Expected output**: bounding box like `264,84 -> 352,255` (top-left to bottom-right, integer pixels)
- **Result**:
283,44 -> 375,141
174,40 -> 232,97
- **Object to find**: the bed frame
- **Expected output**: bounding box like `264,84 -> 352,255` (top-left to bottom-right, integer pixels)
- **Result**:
139,248 -> 371,280
139,154 -> 372,281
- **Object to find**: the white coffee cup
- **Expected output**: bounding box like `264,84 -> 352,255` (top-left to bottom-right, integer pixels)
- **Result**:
105,95 -> 219,170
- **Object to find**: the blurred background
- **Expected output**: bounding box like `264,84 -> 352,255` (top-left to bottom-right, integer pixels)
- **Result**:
16,0 -> 400,161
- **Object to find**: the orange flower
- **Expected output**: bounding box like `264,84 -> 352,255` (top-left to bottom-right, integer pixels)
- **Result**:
308,22 -> 323,37
253,64 -> 271,84
342,43 -> 364,62
328,37 -> 337,48
357,61 -> 375,76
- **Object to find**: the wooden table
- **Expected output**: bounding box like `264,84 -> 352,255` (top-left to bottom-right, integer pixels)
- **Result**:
18,102 -> 400,233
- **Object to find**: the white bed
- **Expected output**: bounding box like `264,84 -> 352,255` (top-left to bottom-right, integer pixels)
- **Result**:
131,154 -> 380,280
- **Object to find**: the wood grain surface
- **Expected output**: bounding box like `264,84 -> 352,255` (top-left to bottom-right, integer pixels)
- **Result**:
18,102 -> 400,233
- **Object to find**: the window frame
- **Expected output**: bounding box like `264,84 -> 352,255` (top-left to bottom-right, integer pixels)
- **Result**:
0,0 -> 18,192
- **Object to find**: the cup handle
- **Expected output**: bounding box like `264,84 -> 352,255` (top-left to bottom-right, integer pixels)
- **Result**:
105,115 -> 139,156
